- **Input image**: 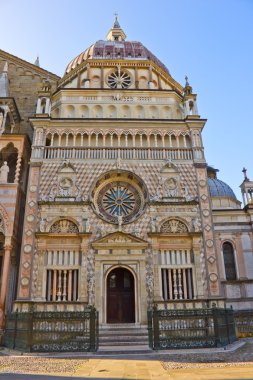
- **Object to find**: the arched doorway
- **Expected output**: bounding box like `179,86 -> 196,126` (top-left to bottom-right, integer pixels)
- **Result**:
107,267 -> 135,323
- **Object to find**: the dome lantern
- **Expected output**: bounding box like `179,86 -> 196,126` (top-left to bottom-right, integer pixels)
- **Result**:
106,14 -> 126,42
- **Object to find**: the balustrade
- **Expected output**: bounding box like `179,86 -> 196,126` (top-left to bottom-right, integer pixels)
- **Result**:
41,146 -> 193,160
46,269 -> 79,302
161,267 -> 194,300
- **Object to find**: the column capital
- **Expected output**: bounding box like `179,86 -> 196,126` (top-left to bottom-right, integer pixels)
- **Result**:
4,244 -> 13,251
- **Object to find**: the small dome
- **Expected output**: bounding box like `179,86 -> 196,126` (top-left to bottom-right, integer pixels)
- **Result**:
208,178 -> 237,200
65,40 -> 171,76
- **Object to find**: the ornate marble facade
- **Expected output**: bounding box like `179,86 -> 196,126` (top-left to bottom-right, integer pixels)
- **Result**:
0,18 -> 253,330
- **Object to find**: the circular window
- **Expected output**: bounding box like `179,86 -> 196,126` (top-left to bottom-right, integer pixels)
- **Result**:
107,70 -> 131,89
91,171 -> 148,224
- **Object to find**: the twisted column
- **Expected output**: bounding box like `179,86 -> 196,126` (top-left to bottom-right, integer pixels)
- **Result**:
14,151 -> 22,183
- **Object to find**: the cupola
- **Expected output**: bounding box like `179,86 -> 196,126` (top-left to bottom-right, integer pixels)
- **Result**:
106,15 -> 126,42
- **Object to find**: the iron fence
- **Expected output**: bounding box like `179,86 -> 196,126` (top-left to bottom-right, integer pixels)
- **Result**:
5,308 -> 98,352
148,307 -> 236,350
234,310 -> 253,337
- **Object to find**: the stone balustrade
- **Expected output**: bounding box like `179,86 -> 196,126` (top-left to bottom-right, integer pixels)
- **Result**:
32,146 -> 193,161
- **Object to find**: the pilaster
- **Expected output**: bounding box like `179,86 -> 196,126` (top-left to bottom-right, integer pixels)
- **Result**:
195,164 -> 221,298
17,162 -> 42,300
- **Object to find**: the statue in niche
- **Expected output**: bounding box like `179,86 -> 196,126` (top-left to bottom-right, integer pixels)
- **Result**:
0,162 -> 9,183
83,218 -> 90,233
149,217 -> 157,232
192,217 -> 201,232
39,218 -> 46,232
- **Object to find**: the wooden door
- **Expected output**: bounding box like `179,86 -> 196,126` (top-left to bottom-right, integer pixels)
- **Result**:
107,268 -> 135,323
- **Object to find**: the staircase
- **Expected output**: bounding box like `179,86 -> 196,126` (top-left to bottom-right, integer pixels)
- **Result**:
97,324 -> 151,355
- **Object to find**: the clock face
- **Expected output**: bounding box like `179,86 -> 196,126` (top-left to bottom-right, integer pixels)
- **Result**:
91,171 -> 148,224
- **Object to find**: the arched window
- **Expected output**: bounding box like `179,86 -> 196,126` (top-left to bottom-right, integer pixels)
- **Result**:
223,242 -> 236,280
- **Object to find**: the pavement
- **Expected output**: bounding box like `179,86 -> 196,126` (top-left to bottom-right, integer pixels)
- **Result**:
0,339 -> 252,379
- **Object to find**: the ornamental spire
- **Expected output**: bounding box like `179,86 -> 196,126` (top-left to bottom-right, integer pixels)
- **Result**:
34,56 -> 40,67
106,14 -> 126,41
113,13 -> 120,28
242,167 -> 249,181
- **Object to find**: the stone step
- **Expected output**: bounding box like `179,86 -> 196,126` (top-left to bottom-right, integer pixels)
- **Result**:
98,325 -> 149,352
99,335 -> 149,343
99,330 -> 148,337
99,340 -> 148,347
97,345 -> 152,355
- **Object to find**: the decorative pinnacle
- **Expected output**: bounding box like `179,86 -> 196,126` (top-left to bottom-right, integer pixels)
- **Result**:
113,12 -> 120,28
185,75 -> 189,86
242,167 -> 249,181
34,56 -> 40,67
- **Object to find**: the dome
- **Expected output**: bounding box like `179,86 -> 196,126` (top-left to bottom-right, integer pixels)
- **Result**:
208,178 -> 237,200
65,40 -> 171,76
65,17 -> 170,76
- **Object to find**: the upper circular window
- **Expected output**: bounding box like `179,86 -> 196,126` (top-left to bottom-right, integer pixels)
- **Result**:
107,69 -> 131,89
91,170 -> 148,224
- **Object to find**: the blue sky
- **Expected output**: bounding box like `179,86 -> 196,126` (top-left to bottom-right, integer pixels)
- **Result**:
1,0 -> 252,200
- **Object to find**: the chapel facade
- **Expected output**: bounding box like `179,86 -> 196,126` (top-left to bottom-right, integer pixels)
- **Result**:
0,18 -> 253,330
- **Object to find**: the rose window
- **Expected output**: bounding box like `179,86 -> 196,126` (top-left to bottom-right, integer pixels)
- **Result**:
91,171 -> 148,224
102,184 -> 136,217
107,69 -> 131,89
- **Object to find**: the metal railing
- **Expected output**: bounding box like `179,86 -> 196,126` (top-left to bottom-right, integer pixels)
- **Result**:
234,310 -> 253,337
4,308 -> 98,352
148,307 -> 237,350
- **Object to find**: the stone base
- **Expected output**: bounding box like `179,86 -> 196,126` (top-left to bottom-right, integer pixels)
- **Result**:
13,301 -> 88,312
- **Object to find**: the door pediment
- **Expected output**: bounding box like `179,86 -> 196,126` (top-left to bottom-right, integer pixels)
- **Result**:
92,231 -> 148,249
